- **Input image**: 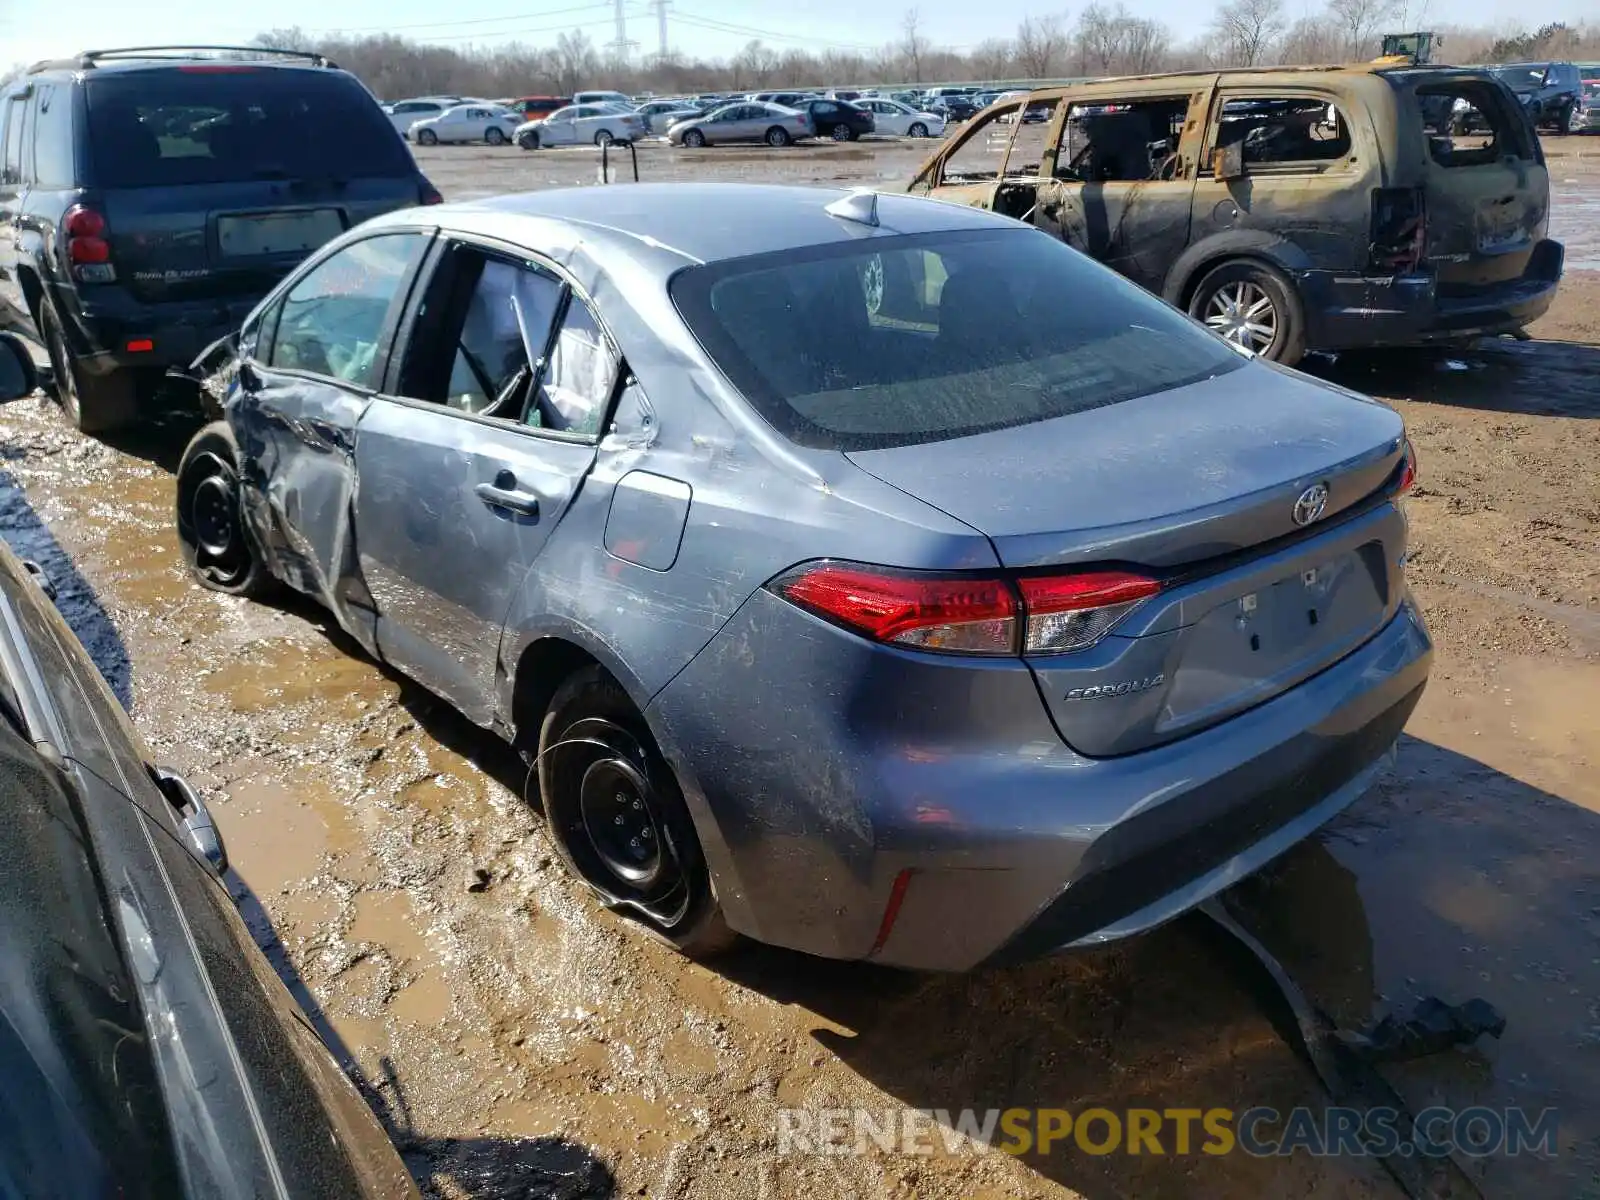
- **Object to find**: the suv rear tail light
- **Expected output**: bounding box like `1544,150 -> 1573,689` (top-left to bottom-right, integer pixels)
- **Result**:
1369,186 -> 1426,274
62,205 -> 115,283
1017,571 -> 1162,654
773,563 -> 1017,655
769,562 -> 1164,657
420,180 -> 444,205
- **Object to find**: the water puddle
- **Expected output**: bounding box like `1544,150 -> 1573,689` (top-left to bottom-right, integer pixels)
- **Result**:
216,771 -> 360,895
350,890 -> 453,1026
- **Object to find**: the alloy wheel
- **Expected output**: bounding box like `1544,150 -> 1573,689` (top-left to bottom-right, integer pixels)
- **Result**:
831,123 -> 852,141
1203,281 -> 1278,354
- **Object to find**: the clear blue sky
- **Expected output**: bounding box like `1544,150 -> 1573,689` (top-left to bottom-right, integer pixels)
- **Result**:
0,0 -> 1586,71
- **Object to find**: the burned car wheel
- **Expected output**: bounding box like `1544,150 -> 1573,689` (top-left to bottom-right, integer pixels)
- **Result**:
535,666 -> 737,960
175,421 -> 275,598
1189,259 -> 1306,366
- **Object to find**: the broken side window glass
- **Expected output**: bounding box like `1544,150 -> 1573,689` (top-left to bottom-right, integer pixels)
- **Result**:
528,300 -> 620,438
1213,96 -> 1351,168
446,259 -> 562,416
1057,97 -> 1191,183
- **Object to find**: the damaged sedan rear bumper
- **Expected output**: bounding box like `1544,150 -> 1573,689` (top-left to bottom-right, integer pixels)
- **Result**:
1297,238 -> 1564,351
647,583 -> 1433,973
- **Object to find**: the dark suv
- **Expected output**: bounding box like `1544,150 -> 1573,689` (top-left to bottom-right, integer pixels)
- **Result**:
0,46 -> 440,432
1489,61 -> 1585,132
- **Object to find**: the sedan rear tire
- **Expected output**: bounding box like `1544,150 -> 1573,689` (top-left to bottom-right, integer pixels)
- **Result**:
1188,259 -> 1306,367
535,666 -> 738,960
485,126 -> 507,145
765,126 -> 792,147
830,123 -> 854,142
175,421 -> 276,598
594,129 -> 615,147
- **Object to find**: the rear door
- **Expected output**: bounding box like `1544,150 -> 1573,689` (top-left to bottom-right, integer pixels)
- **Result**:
1406,74 -> 1548,290
543,107 -> 582,145
1187,86 -> 1375,285
233,229 -> 432,649
82,66 -> 420,308
1036,88 -> 1208,293
351,236 -> 618,722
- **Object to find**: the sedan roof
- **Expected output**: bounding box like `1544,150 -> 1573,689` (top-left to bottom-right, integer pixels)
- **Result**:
400,182 -> 1018,266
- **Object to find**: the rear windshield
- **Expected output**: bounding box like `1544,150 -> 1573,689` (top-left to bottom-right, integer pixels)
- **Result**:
85,68 -> 411,188
670,228 -> 1243,451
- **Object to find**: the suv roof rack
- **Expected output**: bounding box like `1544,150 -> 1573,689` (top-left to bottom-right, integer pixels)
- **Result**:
29,45 -> 337,73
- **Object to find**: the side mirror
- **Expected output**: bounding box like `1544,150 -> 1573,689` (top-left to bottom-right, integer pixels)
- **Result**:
1212,141 -> 1245,183
0,332 -> 39,402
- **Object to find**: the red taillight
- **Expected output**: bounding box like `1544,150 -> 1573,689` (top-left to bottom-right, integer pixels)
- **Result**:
126,338 -> 154,353
1398,439 -> 1417,494
773,562 -> 1018,655
420,182 -> 444,205
770,561 -> 1163,657
63,205 -> 113,276
1017,570 -> 1162,654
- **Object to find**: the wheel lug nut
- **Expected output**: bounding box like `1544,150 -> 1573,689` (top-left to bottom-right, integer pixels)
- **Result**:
632,799 -> 643,810
614,815 -> 624,825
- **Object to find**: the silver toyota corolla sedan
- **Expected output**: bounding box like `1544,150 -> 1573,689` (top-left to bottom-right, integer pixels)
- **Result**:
175,183 -> 1431,972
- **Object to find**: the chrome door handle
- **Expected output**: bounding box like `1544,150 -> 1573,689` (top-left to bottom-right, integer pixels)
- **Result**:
475,481 -> 540,517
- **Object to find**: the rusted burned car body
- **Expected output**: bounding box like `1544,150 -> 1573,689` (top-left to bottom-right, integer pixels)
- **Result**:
910,64 -> 1564,364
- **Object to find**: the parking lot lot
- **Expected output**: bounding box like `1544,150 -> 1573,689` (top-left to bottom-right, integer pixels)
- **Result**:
1,136 -> 1598,1199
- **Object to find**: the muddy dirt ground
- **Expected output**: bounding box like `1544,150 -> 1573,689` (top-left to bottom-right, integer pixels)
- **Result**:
1,138 -> 1598,1200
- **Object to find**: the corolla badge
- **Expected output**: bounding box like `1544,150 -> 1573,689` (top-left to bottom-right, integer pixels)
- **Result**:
1292,483 -> 1330,526
1064,674 -> 1164,701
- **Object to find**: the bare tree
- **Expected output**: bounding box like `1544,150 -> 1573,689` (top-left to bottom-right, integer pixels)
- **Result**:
553,30 -> 599,95
1122,18 -> 1171,72
1327,0 -> 1396,59
731,39 -> 780,88
1015,15 -> 1067,79
1278,15 -> 1344,63
1211,0 -> 1286,65
1076,2 -> 1126,74
899,9 -> 930,82
970,37 -> 1015,80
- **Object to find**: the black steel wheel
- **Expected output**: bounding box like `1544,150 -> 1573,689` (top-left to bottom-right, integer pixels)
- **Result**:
175,421 -> 275,597
534,666 -> 736,958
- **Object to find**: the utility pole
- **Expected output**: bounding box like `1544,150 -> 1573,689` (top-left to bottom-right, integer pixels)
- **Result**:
606,0 -> 637,68
650,0 -> 672,63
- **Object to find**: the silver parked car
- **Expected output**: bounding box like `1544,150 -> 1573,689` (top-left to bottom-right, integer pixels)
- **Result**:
667,102 -> 812,147
174,184 -> 1430,972
634,99 -> 704,133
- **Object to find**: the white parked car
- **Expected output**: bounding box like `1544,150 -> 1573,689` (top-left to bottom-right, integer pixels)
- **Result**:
515,104 -> 646,148
384,97 -> 454,136
634,99 -> 704,133
854,98 -> 945,137
409,104 -> 521,145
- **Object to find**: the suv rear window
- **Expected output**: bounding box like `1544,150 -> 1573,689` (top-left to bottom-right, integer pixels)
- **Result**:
85,68 -> 410,188
1413,78 -> 1537,167
671,228 -> 1243,451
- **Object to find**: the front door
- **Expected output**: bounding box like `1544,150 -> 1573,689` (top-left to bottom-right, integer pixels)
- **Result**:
231,229 -> 431,650
352,237 -> 620,722
1032,91 -> 1208,293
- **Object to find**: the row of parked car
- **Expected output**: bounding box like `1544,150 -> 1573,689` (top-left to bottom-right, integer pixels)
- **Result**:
0,41 -> 1569,1195
382,89 -> 951,148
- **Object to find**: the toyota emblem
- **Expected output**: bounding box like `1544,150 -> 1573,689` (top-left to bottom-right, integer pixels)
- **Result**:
1292,483 -> 1330,526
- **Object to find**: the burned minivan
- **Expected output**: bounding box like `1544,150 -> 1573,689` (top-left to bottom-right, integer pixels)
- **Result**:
909,65 -> 1564,365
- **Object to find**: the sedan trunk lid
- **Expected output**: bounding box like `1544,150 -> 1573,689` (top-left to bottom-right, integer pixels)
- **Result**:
847,364 -> 1409,755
